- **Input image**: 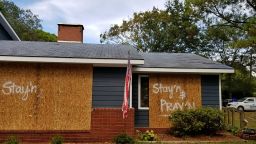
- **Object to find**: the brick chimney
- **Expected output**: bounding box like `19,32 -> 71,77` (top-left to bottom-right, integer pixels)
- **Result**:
57,24 -> 84,43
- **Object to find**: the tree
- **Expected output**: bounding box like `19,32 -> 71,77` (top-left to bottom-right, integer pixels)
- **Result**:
33,30 -> 57,42
101,0 -> 256,98
0,0 -> 56,41
186,0 -> 256,49
222,63 -> 256,99
186,0 -> 256,98
101,0 -> 203,53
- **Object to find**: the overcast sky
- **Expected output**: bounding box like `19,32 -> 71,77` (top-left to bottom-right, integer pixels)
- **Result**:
12,0 -> 166,43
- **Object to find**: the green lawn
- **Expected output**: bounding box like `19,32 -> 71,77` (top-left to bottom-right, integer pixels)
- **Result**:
136,140 -> 256,144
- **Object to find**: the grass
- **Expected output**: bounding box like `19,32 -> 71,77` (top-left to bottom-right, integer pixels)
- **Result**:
245,112 -> 256,128
216,141 -> 256,144
135,140 -> 256,144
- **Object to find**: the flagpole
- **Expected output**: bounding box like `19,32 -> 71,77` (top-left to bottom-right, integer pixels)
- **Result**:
122,50 -> 131,134
128,50 -> 132,109
126,50 -> 130,134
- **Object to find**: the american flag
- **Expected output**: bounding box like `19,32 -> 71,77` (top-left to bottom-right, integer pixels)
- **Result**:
122,51 -> 132,119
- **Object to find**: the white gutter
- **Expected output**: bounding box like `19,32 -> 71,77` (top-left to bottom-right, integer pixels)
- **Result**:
57,40 -> 82,43
133,67 -> 234,74
0,56 -> 144,65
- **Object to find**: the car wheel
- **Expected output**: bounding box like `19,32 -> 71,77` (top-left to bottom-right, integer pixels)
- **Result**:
237,106 -> 244,111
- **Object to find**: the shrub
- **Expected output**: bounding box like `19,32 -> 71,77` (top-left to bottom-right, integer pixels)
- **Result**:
113,134 -> 135,144
137,130 -> 158,141
5,136 -> 19,144
169,107 -> 224,136
226,125 -> 240,135
51,135 -> 63,144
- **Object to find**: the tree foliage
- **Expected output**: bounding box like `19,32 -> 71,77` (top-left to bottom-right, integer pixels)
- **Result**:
0,0 -> 56,41
101,0 -> 256,98
187,0 -> 256,97
101,0 -> 203,53
187,0 -> 256,49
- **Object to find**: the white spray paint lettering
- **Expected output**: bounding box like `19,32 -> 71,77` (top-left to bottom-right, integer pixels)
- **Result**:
160,99 -> 195,112
153,83 -> 186,100
2,81 -> 37,101
153,83 -> 196,114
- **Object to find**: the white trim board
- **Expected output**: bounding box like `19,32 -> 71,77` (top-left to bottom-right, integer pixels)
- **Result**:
138,75 -> 149,110
57,40 -> 82,43
133,67 -> 234,74
0,56 -> 144,65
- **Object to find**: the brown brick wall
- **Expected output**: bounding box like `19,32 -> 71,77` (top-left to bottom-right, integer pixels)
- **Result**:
91,108 -> 135,142
58,25 -> 83,42
0,108 -> 134,143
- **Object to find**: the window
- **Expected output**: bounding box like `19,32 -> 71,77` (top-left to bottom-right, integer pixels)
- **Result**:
138,75 -> 149,109
246,98 -> 255,103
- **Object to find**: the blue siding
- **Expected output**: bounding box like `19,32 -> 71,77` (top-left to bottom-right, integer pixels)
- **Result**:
92,69 -> 219,126
132,74 -> 220,128
0,24 -> 12,40
132,74 -> 149,127
201,75 -> 220,107
92,67 -> 126,107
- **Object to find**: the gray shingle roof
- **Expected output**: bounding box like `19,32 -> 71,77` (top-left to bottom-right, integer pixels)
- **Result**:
0,41 -> 233,70
138,53 -> 232,69
0,40 -> 142,60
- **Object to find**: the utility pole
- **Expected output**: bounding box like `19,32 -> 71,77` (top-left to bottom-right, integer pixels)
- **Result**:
250,49 -> 253,81
250,48 -> 256,81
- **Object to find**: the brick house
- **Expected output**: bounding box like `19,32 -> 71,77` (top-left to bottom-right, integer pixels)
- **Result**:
0,12 -> 234,142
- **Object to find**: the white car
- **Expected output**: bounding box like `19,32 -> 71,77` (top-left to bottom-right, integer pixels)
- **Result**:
227,97 -> 256,111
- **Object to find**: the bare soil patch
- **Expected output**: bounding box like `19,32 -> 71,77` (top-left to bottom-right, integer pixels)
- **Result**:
158,131 -> 243,142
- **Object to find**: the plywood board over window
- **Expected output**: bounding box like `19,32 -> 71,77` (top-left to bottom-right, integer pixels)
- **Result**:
149,74 -> 201,128
0,63 -> 92,130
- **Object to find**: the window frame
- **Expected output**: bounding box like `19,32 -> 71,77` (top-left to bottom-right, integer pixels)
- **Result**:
138,75 -> 149,110
246,98 -> 255,103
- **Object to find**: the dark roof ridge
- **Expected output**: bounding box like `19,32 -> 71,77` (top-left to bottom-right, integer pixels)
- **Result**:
0,40 -> 137,48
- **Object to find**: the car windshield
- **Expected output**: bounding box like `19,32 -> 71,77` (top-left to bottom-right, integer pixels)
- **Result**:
237,98 -> 247,102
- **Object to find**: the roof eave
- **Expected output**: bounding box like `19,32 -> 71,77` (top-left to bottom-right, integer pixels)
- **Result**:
0,56 -> 144,65
0,12 -> 21,41
133,67 -> 234,74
